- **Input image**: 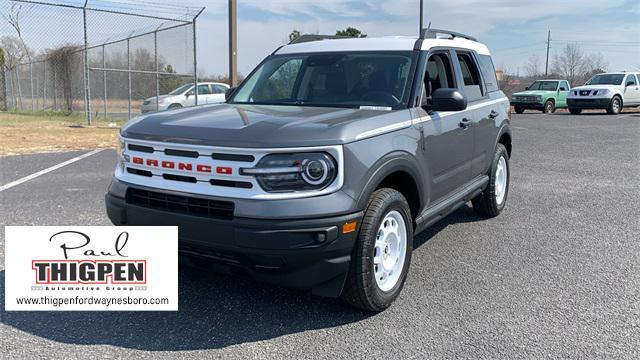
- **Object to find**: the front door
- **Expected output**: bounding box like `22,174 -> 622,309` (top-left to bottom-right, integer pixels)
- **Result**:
624,74 -> 640,105
557,80 -> 570,107
416,50 -> 474,203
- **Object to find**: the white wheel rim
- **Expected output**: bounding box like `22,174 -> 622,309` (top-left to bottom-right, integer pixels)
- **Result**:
613,99 -> 620,112
495,156 -> 507,205
373,210 -> 407,292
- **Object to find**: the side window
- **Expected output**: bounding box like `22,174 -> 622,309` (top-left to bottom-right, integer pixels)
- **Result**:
197,85 -> 212,95
212,85 -> 227,94
626,75 -> 637,86
477,55 -> 499,93
421,52 -> 456,106
560,81 -> 570,91
455,52 -> 483,101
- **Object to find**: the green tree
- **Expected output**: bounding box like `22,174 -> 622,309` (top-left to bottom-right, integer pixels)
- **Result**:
289,30 -> 301,42
159,64 -> 187,94
336,27 -> 367,38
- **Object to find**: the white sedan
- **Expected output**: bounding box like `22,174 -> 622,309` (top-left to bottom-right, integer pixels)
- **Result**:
141,82 -> 230,113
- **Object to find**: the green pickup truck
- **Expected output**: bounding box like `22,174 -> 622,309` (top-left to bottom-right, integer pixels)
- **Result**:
511,80 -> 571,114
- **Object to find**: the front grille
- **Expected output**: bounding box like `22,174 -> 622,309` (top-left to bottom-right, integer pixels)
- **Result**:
143,100 -> 151,105
579,90 -> 591,96
126,188 -> 234,220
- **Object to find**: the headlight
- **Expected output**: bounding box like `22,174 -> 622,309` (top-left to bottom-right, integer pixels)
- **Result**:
116,137 -> 128,171
241,153 -> 337,192
598,89 -> 609,95
536,95 -> 543,101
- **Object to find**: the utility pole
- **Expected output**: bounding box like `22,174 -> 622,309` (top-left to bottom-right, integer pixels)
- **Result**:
229,0 -> 238,87
545,30 -> 551,76
420,0 -> 424,34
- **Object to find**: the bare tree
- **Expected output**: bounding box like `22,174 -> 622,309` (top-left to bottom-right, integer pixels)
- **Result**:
0,47 -> 6,111
46,45 -> 81,113
551,43 -> 588,86
2,2 -> 32,62
524,54 -> 542,78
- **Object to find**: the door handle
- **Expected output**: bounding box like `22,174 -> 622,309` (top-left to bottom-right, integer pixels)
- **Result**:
459,118 -> 472,129
489,110 -> 499,119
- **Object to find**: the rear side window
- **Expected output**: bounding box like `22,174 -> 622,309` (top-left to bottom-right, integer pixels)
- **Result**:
455,52 -> 483,101
478,55 -> 499,93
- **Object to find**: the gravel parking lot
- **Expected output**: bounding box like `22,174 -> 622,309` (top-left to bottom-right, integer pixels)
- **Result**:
1,112 -> 639,359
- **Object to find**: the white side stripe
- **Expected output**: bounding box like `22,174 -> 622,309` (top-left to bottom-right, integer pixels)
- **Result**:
354,98 -> 508,140
0,149 -> 104,193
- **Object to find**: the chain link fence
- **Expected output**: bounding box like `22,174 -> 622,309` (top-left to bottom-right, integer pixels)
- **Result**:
1,0 -> 204,123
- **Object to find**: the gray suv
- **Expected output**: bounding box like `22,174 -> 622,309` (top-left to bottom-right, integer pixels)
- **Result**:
106,29 -> 512,312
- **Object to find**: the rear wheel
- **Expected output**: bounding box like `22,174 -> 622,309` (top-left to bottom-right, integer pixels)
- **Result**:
472,144 -> 510,218
341,188 -> 413,312
168,103 -> 183,110
543,100 -> 555,114
514,106 -> 525,114
569,107 -> 582,115
606,96 -> 622,115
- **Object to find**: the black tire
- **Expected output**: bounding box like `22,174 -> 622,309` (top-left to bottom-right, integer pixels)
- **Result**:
341,188 -> 413,312
514,106 -> 525,114
472,144 -> 510,218
543,100 -> 555,114
569,107 -> 582,115
168,103 -> 183,110
606,96 -> 622,115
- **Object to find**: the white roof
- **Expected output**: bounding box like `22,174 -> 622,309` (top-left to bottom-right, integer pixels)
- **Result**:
275,36 -> 491,56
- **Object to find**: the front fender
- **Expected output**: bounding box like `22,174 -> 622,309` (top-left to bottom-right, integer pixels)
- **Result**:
354,151 -> 425,213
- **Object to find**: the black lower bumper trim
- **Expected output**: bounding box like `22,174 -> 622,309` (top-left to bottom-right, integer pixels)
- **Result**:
106,192 -> 362,297
567,98 -> 610,109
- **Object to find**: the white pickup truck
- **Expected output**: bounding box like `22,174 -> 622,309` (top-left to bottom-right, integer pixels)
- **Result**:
567,72 -> 640,115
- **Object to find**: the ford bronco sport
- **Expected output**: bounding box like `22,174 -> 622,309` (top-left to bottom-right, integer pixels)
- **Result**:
106,29 -> 512,312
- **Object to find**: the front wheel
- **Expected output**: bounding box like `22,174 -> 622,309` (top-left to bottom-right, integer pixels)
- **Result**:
472,144 -> 510,218
543,100 -> 555,114
606,96 -> 622,115
514,106 -> 525,114
569,107 -> 582,115
341,188 -> 413,312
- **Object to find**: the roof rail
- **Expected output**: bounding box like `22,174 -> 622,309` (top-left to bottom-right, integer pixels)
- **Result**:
288,34 -> 349,44
421,28 -> 477,42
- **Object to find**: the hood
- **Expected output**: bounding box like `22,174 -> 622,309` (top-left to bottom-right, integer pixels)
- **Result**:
571,84 -> 619,91
144,94 -> 174,103
121,103 -> 409,148
513,90 -> 554,96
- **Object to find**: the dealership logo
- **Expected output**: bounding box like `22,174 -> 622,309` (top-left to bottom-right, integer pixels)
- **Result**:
31,231 -> 146,284
5,226 -> 178,311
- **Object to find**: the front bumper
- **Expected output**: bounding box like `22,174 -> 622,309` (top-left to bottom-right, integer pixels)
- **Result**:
511,101 -> 544,110
105,181 -> 363,297
567,98 -> 610,109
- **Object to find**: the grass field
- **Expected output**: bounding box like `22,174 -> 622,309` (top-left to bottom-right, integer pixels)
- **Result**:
0,112 -> 123,155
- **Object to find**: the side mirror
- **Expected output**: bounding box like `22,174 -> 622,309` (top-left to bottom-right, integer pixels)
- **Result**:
225,87 -> 237,101
431,88 -> 467,112
525,86 -> 529,90
186,90 -> 195,97
626,81 -> 635,87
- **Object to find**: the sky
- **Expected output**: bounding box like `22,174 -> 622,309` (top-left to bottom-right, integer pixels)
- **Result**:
192,0 -> 640,76
2,0 -> 639,77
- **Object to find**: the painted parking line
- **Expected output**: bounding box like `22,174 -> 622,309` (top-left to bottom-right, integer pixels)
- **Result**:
0,149 -> 105,193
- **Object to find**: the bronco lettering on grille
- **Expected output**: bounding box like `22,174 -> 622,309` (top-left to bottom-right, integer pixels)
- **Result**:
130,156 -> 231,175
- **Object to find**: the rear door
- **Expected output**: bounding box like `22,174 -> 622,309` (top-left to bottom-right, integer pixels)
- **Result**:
414,49 -> 475,202
463,51 -> 505,178
210,84 -> 228,103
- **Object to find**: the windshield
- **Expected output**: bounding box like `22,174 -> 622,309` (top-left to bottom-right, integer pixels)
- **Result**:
586,74 -> 624,86
168,84 -> 193,95
230,51 -> 418,109
528,81 -> 558,91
